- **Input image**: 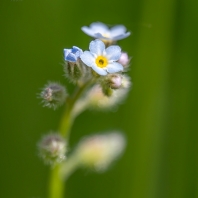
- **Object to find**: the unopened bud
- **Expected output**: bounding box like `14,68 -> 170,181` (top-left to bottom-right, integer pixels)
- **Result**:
63,46 -> 91,83
40,82 -> 67,110
99,74 -> 123,97
118,52 -> 131,68
108,74 -> 122,89
64,46 -> 83,63
38,133 -> 67,165
75,132 -> 126,171
84,74 -> 131,111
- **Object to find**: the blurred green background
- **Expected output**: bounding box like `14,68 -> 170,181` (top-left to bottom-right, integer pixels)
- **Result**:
0,0 -> 198,197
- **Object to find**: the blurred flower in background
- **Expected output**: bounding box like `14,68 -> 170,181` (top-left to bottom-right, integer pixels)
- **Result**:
81,22 -> 131,45
74,132 -> 126,171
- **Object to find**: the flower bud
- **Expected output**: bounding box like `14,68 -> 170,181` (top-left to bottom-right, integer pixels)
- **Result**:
40,82 -> 67,110
83,74 -> 131,111
118,52 -> 131,69
108,74 -> 122,89
75,132 -> 126,171
64,46 -> 83,62
99,74 -> 123,97
63,46 -> 92,84
38,133 -> 67,165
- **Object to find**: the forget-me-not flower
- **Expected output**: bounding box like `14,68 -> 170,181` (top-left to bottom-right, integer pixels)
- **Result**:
80,39 -> 123,76
64,46 -> 83,62
81,22 -> 130,43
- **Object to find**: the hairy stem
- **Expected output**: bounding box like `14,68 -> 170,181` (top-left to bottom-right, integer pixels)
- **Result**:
48,79 -> 93,198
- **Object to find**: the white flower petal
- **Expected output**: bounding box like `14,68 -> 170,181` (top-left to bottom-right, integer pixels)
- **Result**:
94,33 -> 111,40
92,63 -> 108,75
82,22 -> 130,41
106,46 -> 121,61
80,51 -> 95,67
81,22 -> 109,38
112,32 -> 131,40
106,62 -> 123,73
89,39 -> 105,56
81,26 -> 96,37
110,25 -> 127,37
90,22 -> 109,33
64,49 -> 71,57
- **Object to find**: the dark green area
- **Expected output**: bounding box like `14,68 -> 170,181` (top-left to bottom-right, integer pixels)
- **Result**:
0,0 -> 198,197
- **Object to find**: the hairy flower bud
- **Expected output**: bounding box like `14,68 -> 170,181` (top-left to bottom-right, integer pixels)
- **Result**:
99,74 -> 123,97
63,46 -> 92,84
118,52 -> 130,67
40,82 -> 67,110
108,74 -> 122,89
38,133 -> 67,165
75,132 -> 126,171
81,74 -> 131,111
64,61 -> 83,83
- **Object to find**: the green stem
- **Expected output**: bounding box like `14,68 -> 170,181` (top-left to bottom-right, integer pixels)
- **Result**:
48,79 -> 93,198
49,165 -> 64,198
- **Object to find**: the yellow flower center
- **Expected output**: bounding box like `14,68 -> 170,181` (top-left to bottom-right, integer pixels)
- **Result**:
95,56 -> 108,68
101,33 -> 112,44
102,33 -> 110,38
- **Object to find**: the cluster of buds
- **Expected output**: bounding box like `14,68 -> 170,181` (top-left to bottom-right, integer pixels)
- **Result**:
38,22 -> 132,178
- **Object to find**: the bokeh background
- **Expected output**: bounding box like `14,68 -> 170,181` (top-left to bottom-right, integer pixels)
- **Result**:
0,0 -> 198,197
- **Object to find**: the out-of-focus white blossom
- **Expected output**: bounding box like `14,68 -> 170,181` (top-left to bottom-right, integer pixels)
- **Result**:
75,132 -> 126,171
82,75 -> 131,110
81,22 -> 130,44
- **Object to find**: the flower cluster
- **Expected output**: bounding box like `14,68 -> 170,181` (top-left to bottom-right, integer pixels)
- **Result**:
38,22 -> 132,178
63,22 -> 131,80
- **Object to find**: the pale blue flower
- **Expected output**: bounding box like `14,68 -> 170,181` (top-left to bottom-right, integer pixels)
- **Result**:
64,46 -> 83,62
81,22 -> 130,42
80,39 -> 123,76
